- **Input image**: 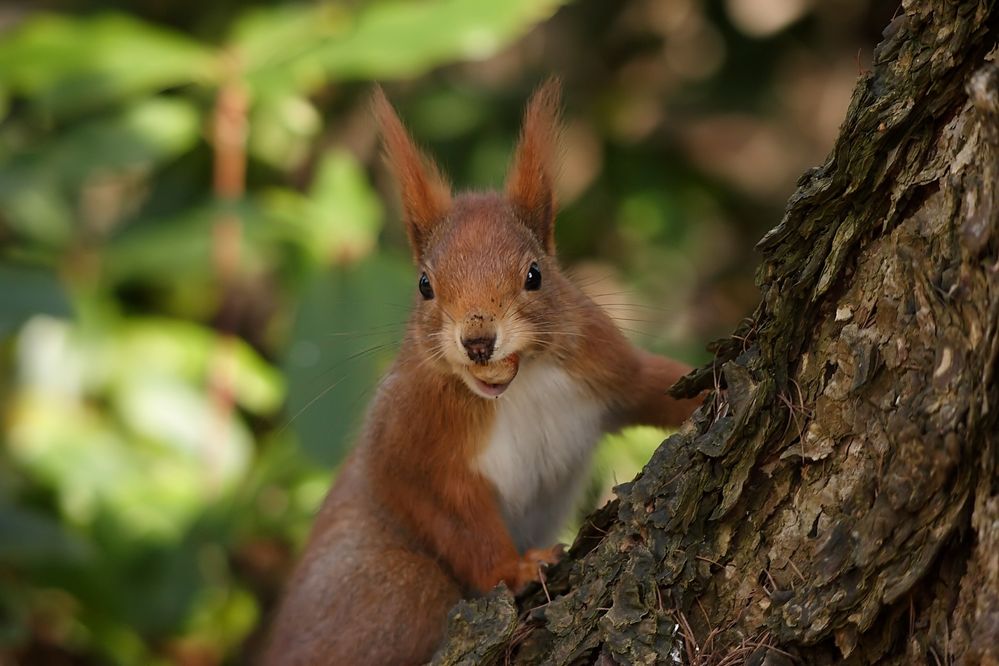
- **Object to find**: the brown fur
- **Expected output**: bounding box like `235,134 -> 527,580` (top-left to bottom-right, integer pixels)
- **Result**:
505,78 -> 561,254
372,86 -> 452,260
262,81 -> 701,665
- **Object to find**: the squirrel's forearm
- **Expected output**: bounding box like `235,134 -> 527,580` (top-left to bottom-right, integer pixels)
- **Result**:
574,303 -> 702,429
625,350 -> 702,429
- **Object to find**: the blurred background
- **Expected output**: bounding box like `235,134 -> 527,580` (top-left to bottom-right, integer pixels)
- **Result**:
0,0 -> 895,663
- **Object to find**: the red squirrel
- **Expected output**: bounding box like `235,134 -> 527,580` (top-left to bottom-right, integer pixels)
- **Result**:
262,80 -> 702,665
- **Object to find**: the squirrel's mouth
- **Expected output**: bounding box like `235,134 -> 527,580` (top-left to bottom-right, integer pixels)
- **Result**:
465,353 -> 519,399
471,376 -> 512,398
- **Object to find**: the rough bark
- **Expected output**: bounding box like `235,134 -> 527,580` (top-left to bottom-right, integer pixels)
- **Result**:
432,1 -> 999,663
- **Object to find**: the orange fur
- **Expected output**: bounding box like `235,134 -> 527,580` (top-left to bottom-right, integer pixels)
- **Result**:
372,86 -> 452,259
262,82 -> 702,665
506,78 -> 561,254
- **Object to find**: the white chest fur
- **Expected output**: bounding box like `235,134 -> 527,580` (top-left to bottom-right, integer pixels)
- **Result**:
474,362 -> 606,551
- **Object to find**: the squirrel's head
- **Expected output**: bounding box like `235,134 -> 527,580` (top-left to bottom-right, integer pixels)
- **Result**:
374,80 -> 567,399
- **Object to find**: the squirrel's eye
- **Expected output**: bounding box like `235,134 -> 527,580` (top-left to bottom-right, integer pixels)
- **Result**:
418,272 -> 434,300
524,262 -> 542,291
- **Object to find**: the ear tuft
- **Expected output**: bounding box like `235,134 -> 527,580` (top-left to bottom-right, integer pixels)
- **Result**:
372,86 -> 451,260
505,78 -> 562,254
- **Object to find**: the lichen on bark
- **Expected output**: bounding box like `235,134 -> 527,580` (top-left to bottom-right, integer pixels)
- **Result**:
433,1 -> 999,663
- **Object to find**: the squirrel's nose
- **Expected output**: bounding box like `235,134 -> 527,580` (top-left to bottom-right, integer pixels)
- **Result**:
462,336 -> 495,364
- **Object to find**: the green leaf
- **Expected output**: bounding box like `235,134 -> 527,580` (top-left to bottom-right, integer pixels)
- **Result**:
0,263 -> 71,336
104,200 -> 269,286
112,318 -> 285,416
263,150 -> 383,267
184,585 -> 260,654
0,503 -> 91,565
229,5 -> 342,94
8,315 -> 283,542
0,172 -> 74,248
0,97 -> 201,247
237,0 -> 570,95
45,97 -> 201,188
314,0 -> 569,78
248,93 -> 321,170
283,253 -> 412,465
103,205 -> 216,283
0,13 -> 215,117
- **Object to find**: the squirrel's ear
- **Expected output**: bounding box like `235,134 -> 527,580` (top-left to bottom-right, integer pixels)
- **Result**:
372,86 -> 451,260
505,78 -> 562,255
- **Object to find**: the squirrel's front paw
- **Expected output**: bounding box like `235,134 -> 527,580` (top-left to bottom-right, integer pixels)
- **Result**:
523,544 -> 564,568
509,544 -> 564,592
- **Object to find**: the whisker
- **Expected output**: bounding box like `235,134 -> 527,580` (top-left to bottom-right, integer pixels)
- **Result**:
413,344 -> 450,373
294,342 -> 397,404
322,325 -> 407,340
279,375 -> 350,432
614,327 -> 661,338
563,271 -> 617,289
601,316 -> 662,324
504,326 -> 587,341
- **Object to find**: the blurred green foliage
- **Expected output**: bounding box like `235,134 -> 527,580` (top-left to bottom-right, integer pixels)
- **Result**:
0,0 -> 889,662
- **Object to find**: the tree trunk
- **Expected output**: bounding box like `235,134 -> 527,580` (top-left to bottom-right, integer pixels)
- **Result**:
432,1 -> 999,664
